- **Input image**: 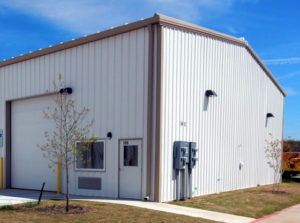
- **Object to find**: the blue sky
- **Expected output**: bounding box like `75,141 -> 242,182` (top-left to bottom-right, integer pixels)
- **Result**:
0,0 -> 299,139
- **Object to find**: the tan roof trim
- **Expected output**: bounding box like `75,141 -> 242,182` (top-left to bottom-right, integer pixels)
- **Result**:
158,14 -> 245,46
246,45 -> 286,96
0,13 -> 285,96
0,15 -> 160,68
155,13 -> 286,97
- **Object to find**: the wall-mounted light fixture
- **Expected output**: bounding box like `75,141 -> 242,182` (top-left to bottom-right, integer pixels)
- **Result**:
205,90 -> 217,97
107,132 -> 112,140
266,113 -> 274,118
59,87 -> 73,94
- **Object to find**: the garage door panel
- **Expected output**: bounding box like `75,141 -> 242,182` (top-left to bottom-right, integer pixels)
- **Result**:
11,95 -> 57,191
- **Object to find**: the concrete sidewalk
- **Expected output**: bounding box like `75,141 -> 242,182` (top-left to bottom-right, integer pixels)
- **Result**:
253,204 -> 300,223
0,189 -> 255,223
77,198 -> 255,223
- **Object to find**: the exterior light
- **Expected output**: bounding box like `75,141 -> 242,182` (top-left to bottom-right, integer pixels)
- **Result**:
205,90 -> 217,97
107,132 -> 112,139
59,87 -> 73,94
266,113 -> 274,118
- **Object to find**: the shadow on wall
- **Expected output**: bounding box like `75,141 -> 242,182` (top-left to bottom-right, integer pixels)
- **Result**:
203,95 -> 209,111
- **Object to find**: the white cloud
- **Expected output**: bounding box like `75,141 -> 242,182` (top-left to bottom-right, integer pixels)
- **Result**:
278,70 -> 300,80
0,0 -> 236,34
0,0 -> 126,34
284,87 -> 298,96
226,26 -> 238,34
263,57 -> 300,65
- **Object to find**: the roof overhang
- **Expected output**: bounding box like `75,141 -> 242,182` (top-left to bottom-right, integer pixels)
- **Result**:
0,13 -> 286,96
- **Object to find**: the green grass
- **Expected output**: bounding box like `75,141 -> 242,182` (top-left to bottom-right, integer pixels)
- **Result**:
170,182 -> 300,219
0,202 -> 38,211
0,200 -> 217,223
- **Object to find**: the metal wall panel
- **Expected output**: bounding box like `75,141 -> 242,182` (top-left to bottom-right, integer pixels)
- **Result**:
160,26 -> 284,202
0,28 -> 149,199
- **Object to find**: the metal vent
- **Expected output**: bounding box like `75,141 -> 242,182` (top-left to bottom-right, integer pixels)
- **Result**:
78,177 -> 101,190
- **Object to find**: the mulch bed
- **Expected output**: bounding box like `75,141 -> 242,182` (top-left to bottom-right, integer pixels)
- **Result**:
36,205 -> 90,215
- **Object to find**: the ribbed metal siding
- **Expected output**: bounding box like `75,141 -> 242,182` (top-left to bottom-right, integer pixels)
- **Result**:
0,28 -> 149,198
160,26 -> 284,202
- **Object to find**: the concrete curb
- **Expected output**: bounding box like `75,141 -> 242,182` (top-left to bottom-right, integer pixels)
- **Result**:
251,204 -> 300,223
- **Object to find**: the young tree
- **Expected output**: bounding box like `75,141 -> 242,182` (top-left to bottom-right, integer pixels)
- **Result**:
265,133 -> 283,193
38,75 -> 93,212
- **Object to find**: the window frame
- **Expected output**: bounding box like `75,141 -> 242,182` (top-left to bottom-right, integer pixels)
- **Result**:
74,139 -> 106,172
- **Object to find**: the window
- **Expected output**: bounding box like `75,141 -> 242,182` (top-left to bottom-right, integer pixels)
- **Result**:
76,141 -> 105,170
124,145 -> 138,166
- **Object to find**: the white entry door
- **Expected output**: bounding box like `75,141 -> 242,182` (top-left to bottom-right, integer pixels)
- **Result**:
119,139 -> 142,199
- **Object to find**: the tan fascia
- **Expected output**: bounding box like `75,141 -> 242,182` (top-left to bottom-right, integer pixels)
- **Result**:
0,15 -> 160,69
156,13 -> 286,97
0,13 -> 285,97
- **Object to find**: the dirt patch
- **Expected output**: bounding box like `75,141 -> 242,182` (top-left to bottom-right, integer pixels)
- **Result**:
36,205 -> 90,215
261,190 -> 290,195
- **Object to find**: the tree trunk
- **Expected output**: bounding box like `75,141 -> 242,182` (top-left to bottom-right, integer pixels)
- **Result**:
66,164 -> 69,212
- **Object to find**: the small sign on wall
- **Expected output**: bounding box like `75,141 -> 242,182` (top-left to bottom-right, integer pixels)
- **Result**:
0,129 -> 3,148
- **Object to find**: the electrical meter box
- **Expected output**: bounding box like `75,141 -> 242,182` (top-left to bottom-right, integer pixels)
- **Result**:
189,142 -> 198,169
173,141 -> 190,170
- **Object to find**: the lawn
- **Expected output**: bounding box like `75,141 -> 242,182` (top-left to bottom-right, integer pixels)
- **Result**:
0,200 -> 217,223
170,181 -> 300,219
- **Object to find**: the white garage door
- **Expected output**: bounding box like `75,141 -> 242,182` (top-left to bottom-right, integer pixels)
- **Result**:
11,95 -> 57,191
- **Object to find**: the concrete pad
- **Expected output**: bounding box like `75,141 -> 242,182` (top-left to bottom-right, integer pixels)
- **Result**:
253,204 -> 300,223
0,195 -> 35,206
0,189 -> 64,206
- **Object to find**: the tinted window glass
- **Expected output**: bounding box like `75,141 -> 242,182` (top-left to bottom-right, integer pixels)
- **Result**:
124,145 -> 138,166
76,141 -> 104,170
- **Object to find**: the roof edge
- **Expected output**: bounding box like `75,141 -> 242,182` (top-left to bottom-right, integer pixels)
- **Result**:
0,14 -> 160,69
0,13 -> 285,96
245,44 -> 286,96
155,14 -> 286,97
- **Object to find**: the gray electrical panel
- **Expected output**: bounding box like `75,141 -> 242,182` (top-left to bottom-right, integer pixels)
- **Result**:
173,141 -> 198,201
173,141 -> 190,170
189,142 -> 198,169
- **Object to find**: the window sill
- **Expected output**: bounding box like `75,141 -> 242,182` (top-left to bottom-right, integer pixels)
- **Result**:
74,168 -> 106,172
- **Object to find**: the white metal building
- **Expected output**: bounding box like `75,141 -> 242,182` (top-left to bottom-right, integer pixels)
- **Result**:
0,14 -> 285,202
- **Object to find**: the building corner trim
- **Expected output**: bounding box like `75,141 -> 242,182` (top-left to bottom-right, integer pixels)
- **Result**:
5,101 -> 11,189
154,24 -> 163,202
146,24 -> 154,199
